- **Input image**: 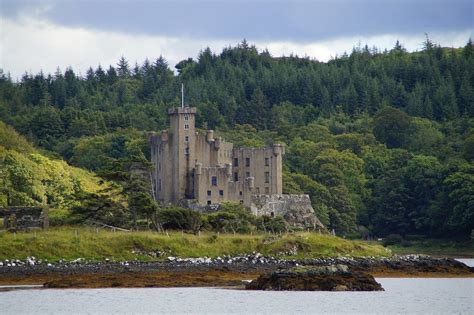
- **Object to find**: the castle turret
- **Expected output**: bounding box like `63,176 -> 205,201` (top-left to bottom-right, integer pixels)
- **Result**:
206,130 -> 214,143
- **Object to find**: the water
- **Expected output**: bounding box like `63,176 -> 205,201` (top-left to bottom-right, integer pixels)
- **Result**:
456,258 -> 474,267
0,259 -> 472,314
0,278 -> 472,314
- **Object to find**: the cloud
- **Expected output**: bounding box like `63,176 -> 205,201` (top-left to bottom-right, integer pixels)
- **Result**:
1,15 -> 472,80
2,0 -> 473,42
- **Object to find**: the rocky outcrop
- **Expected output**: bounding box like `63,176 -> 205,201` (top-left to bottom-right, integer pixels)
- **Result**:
245,265 -> 384,291
250,194 -> 324,229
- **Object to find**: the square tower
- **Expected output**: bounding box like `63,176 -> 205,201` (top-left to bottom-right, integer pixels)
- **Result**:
168,107 -> 197,202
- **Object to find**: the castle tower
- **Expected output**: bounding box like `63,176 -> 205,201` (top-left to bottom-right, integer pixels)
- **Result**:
168,107 -> 197,203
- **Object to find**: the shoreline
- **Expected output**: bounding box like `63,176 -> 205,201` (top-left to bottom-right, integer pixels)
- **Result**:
0,255 -> 471,289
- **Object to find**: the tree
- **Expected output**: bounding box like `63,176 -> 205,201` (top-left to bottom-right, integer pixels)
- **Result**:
29,106 -> 64,149
116,56 -> 131,77
373,107 -> 410,148
442,164 -> 474,237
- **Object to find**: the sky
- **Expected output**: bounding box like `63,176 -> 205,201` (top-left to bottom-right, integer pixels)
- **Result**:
1,0 -> 473,79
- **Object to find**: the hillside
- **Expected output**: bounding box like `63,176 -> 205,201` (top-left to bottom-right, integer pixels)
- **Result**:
0,121 -> 111,223
0,39 -> 472,239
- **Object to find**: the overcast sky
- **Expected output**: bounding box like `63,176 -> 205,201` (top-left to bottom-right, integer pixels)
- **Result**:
1,0 -> 472,79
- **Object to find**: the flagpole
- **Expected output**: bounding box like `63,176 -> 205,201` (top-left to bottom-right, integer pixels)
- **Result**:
181,83 -> 184,108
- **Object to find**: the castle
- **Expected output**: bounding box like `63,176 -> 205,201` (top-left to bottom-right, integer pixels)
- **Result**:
149,106 -> 323,229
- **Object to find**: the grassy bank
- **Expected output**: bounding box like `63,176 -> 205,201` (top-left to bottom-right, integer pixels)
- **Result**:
0,227 -> 390,261
387,239 -> 474,257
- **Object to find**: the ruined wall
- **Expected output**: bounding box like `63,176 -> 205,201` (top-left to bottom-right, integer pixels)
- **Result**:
0,207 -> 49,231
250,194 -> 324,229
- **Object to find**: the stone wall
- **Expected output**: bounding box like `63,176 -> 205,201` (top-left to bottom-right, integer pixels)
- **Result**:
250,194 -> 324,229
0,207 -> 49,231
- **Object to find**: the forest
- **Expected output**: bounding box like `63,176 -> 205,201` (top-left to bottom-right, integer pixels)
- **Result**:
0,38 -> 472,239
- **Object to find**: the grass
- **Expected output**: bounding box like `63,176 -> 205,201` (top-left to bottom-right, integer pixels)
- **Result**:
387,239 -> 474,257
0,227 -> 390,262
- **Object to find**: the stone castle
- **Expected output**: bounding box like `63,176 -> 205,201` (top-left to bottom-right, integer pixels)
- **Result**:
149,106 -> 323,228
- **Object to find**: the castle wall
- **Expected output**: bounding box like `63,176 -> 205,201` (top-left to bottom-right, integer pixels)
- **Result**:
194,165 -> 254,206
194,166 -> 231,205
231,145 -> 283,196
194,132 -> 233,168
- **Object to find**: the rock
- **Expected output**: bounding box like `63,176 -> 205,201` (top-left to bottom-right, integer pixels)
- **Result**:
245,265 -> 384,291
250,194 -> 325,229
333,285 -> 348,291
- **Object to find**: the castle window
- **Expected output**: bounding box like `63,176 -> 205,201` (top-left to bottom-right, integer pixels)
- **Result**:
265,187 -> 270,194
240,200 -> 244,204
245,171 -> 250,178
234,158 -> 238,167
265,157 -> 269,166
239,191 -> 243,196
245,158 -> 250,167
184,124 -> 189,129
185,147 -> 190,155
234,172 -> 239,181
184,115 -> 189,121
211,176 -> 218,186
207,190 -> 211,197
219,190 -> 224,196
265,172 -> 270,183
270,211 -> 274,218
185,135 -> 189,142
207,200 -> 212,205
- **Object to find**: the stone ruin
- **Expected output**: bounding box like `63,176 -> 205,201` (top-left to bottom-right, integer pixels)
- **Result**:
250,194 -> 324,230
0,207 -> 49,231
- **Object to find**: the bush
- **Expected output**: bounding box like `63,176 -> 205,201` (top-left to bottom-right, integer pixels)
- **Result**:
382,234 -> 403,246
256,215 -> 288,233
205,202 -> 256,233
206,211 -> 254,233
155,207 -> 203,233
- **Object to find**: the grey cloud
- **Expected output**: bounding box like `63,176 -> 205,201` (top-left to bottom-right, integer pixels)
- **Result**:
2,0 -> 473,42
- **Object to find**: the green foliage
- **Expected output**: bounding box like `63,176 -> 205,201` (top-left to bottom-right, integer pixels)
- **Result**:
155,206 -> 203,233
373,107 -> 411,148
0,140 -> 105,210
70,191 -> 130,227
256,215 -> 288,233
442,164 -> 474,236
206,202 -> 256,233
0,121 -> 34,154
0,40 -> 473,240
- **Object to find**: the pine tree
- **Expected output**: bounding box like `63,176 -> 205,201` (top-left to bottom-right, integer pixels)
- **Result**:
116,56 -> 130,77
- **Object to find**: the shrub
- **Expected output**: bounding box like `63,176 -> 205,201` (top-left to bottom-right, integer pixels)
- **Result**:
256,215 -> 288,233
155,207 -> 203,233
205,202 -> 256,233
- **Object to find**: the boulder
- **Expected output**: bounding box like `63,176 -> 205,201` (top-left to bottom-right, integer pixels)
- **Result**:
245,265 -> 384,291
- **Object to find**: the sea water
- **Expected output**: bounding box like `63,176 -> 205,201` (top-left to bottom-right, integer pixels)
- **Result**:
0,259 -> 472,314
0,278 -> 472,314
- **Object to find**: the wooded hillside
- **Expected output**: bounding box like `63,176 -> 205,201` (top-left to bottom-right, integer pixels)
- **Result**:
0,38 -> 472,238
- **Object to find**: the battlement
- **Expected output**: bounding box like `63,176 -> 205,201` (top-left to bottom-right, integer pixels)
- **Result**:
167,107 -> 197,115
